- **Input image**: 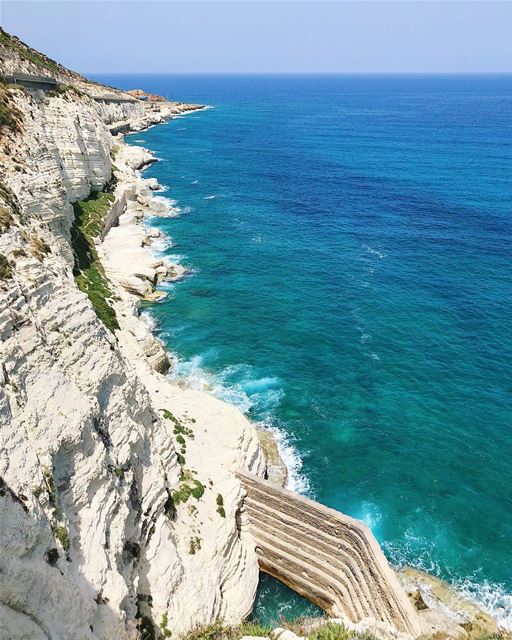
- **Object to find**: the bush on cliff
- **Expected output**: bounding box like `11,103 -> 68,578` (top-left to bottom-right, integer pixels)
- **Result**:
71,190 -> 120,332
180,620 -> 272,640
0,85 -> 23,134
0,253 -> 13,280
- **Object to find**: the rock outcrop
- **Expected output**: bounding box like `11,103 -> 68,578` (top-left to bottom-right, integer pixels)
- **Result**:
236,470 -> 421,637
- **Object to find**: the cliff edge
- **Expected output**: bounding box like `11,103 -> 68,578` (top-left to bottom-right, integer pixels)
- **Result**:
0,28 -> 265,639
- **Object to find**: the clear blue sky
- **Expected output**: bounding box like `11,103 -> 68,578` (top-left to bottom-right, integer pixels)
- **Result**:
2,1 -> 512,74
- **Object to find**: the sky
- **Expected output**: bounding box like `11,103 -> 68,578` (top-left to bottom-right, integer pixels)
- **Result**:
2,1 -> 512,74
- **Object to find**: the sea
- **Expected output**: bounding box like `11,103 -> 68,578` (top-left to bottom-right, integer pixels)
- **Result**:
92,73 -> 512,627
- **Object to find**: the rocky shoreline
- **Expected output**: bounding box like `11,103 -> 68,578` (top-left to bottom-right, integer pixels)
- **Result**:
100,107 -> 293,485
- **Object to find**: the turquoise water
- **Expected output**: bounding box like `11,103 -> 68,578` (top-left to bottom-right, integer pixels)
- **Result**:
95,74 -> 512,626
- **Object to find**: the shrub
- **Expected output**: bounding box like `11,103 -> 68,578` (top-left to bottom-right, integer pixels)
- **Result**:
179,621 -> 272,640
188,536 -> 201,554
171,474 -> 205,506
307,623 -> 378,640
0,253 -> 12,280
52,523 -> 70,551
47,83 -> 82,98
29,235 -> 51,260
160,613 -> 172,638
216,494 -> 225,518
71,191 -> 119,332
0,181 -> 19,216
0,93 -> 22,133
0,206 -> 12,233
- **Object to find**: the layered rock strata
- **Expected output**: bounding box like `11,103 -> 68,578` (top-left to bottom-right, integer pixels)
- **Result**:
236,470 -> 421,637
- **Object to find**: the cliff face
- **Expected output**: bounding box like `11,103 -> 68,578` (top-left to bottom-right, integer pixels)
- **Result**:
0,33 -> 264,639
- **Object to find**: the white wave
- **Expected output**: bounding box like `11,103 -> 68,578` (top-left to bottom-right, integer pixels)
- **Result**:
357,501 -> 383,532
384,533 -> 512,630
363,243 -> 387,259
191,180 -> 199,184
204,195 -> 216,200
452,579 -> 512,630
151,235 -> 174,254
167,354 -> 309,494
140,310 -> 157,331
265,425 -> 310,495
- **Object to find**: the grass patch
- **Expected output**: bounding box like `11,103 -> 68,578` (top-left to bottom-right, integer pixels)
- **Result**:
171,474 -> 205,505
161,409 -> 195,465
180,621 -> 272,640
47,83 -> 83,98
29,235 -> 51,260
0,181 -> 20,216
71,190 -> 119,332
160,613 -> 172,638
0,254 -> 12,280
189,536 -> 201,555
216,494 -> 225,518
51,523 -> 70,552
0,84 -> 23,134
169,470 -> 205,508
0,206 -> 12,233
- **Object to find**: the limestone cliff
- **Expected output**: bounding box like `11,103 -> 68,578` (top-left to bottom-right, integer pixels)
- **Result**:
0,29 -> 265,639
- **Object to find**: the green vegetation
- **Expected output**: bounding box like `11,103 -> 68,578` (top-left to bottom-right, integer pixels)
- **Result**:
189,536 -> 201,555
51,523 -> 70,552
0,86 -> 23,134
0,254 -> 12,280
0,181 -> 20,216
32,484 -> 43,499
216,494 -> 225,518
71,190 -> 119,332
41,466 -> 58,507
47,83 -> 83,98
160,613 -> 172,638
29,235 -> 51,261
171,471 -> 205,506
161,408 -> 195,465
179,621 -> 272,640
0,206 -> 12,233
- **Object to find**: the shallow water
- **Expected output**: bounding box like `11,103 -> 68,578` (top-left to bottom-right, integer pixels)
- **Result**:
95,74 -> 512,626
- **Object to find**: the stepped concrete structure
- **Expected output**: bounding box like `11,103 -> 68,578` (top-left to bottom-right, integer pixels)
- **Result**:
237,470 -> 422,637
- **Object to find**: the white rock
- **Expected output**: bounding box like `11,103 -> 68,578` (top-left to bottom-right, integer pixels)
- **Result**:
0,74 -> 265,639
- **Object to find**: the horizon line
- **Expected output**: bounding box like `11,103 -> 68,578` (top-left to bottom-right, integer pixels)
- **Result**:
87,70 -> 512,77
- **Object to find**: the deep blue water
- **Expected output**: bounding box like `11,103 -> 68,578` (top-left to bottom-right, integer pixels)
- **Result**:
94,74 -> 512,626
